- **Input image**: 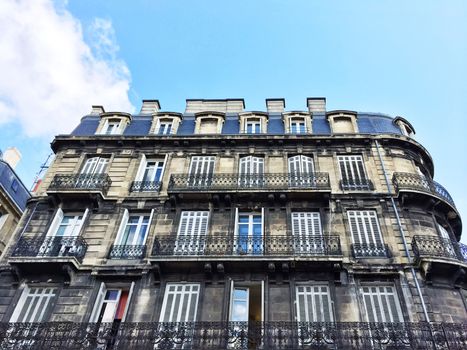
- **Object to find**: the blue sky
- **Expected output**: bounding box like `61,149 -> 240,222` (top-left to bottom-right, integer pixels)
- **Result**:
1,0 -> 466,240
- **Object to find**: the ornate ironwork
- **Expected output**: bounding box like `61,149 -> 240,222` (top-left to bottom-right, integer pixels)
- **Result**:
412,235 -> 467,263
130,181 -> 162,192
11,236 -> 88,263
48,173 -> 112,196
168,173 -> 331,192
0,321 -> 465,349
393,172 -> 456,208
352,243 -> 390,258
108,245 -> 147,259
152,234 -> 341,257
339,179 -> 374,191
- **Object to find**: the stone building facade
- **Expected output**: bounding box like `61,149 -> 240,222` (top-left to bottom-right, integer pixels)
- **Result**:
0,98 -> 465,349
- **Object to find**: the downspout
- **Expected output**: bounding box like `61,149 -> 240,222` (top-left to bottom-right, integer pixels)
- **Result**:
374,140 -> 431,324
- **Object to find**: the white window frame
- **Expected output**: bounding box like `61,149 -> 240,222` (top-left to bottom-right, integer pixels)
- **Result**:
99,118 -> 125,135
360,285 -> 404,323
337,155 -> 369,190
159,283 -> 200,322
81,157 -> 109,175
290,117 -> 307,134
114,209 -> 154,246
156,119 -> 174,135
295,284 -> 334,322
234,208 -> 264,255
10,286 -> 57,322
90,282 -> 135,323
244,118 -> 262,134
134,154 -> 167,185
238,156 -> 264,187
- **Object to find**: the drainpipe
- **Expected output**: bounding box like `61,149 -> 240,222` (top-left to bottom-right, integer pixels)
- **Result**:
374,140 -> 431,324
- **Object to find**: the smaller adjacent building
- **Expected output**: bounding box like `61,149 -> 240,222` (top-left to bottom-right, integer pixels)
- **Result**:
0,148 -> 31,255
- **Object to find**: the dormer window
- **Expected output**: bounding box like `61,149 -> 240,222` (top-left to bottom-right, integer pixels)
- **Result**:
239,112 -> 268,134
158,121 -> 172,135
96,112 -> 131,135
327,111 -> 358,134
151,113 -> 182,135
103,119 -> 123,135
394,117 -> 415,138
283,112 -> 311,134
194,112 -> 225,134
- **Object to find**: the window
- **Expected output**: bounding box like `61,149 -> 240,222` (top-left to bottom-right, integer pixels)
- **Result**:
10,287 -> 57,322
296,284 -> 333,322
90,282 -> 134,323
291,212 -> 323,254
133,154 -> 166,191
239,156 -> 264,187
361,285 -> 403,322
46,209 -> 88,237
347,210 -> 387,257
160,284 -> 200,322
235,209 -> 263,255
337,155 -> 371,190
100,118 -> 125,135
157,120 -> 173,135
81,157 -> 109,175
244,118 -> 261,134
175,211 -> 209,255
188,156 -> 215,186
437,222 -> 456,258
288,155 -> 314,187
290,118 -> 307,134
112,209 -> 153,258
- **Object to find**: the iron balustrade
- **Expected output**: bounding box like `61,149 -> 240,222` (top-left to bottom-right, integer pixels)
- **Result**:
0,321 -> 465,349
352,243 -> 390,258
48,173 -> 112,196
393,172 -> 456,208
412,235 -> 467,263
130,181 -> 162,192
11,236 -> 88,263
339,178 -> 374,191
152,234 -> 341,257
108,245 -> 147,260
168,173 -> 331,192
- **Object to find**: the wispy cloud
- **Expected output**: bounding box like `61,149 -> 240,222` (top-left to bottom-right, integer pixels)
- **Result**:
0,0 -> 134,137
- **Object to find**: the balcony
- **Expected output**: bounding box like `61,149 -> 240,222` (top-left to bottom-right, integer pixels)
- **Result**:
130,180 -> 162,192
412,235 -> 467,264
152,234 -> 341,258
352,243 -> 390,258
11,236 -> 88,263
108,244 -> 146,259
48,173 -> 112,197
339,178 -> 374,191
0,322 -> 464,349
168,173 -> 331,193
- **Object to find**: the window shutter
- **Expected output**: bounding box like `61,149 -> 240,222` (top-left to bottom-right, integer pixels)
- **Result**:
89,282 -> 106,322
115,209 -> 130,245
311,212 -> 322,235
239,157 -> 247,174
81,157 -> 98,175
178,211 -> 189,236
135,154 -> 147,182
74,208 -> 89,236
121,282 -> 135,322
141,209 -> 155,245
98,120 -> 109,135
46,208 -> 64,237
288,156 -> 298,174
94,158 -> 109,174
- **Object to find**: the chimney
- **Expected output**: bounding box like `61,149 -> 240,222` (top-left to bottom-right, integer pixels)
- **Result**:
140,100 -> 161,114
90,105 -> 105,115
266,98 -> 285,113
307,97 -> 326,113
2,147 -> 21,170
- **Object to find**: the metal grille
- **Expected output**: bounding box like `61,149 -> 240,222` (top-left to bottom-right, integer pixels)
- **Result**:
412,235 -> 467,262
130,181 -> 162,192
48,173 -> 112,196
12,236 -> 88,262
352,243 -> 390,258
108,245 -> 147,259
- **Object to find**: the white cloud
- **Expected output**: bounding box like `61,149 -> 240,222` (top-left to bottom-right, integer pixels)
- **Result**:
0,0 -> 134,137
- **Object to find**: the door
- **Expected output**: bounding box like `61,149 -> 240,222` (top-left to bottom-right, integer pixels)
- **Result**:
291,212 -> 323,254
235,210 -> 263,255
174,211 -> 209,255
239,156 -> 264,187
288,155 -> 314,187
188,156 -> 215,187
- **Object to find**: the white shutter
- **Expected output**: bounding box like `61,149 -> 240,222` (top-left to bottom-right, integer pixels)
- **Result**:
121,282 -> 135,322
73,208 -> 89,236
142,209 -> 155,245
94,158 -> 109,174
90,282 -> 107,322
100,290 -> 121,322
361,286 -> 403,323
160,284 -> 200,322
348,210 -> 383,245
46,208 -> 64,237
135,154 -> 147,182
98,120 -> 109,135
288,156 -> 299,174
114,209 -> 130,245
302,156 -> 314,173
296,285 -> 333,322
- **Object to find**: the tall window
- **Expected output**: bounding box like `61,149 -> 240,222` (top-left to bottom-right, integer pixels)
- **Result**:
100,119 -> 124,135
81,157 -> 109,175
288,155 -> 314,187
290,118 -> 307,134
361,285 -> 403,323
90,283 -> 134,323
235,209 -> 263,255
133,155 -> 165,191
10,287 -> 57,322
46,209 -> 88,237
347,210 -> 387,257
291,212 -> 323,254
115,210 -> 152,247
296,284 -> 333,322
244,118 -> 261,134
157,120 -> 173,135
188,156 -> 215,186
175,211 -> 209,255
160,284 -> 200,322
337,155 -> 371,190
239,156 -> 264,187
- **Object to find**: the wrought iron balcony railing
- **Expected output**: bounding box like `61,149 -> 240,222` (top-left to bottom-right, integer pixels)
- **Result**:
412,235 -> 467,263
168,173 -> 331,192
108,244 -> 147,259
339,178 -> 374,191
0,321 -> 465,349
48,173 -> 112,196
352,243 -> 390,258
393,172 -> 456,208
152,234 -> 341,257
130,181 -> 162,192
11,236 -> 88,263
